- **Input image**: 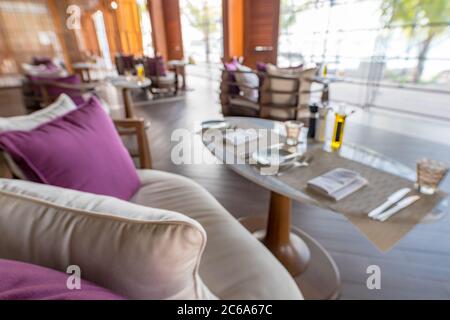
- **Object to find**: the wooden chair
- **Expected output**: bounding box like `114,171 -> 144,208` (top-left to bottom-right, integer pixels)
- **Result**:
112,118 -> 152,169
259,73 -> 300,121
143,56 -> 178,97
115,54 -> 136,76
220,69 -> 261,118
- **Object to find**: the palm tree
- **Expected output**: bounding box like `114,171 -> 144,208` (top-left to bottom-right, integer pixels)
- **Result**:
182,0 -> 219,63
381,0 -> 450,83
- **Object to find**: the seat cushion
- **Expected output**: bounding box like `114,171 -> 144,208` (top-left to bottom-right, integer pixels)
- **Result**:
229,97 -> 260,111
0,178 -> 216,300
0,259 -> 125,300
131,170 -> 303,300
150,71 -> 176,85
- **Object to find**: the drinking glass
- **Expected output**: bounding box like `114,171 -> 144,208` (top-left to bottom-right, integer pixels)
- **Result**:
136,64 -> 145,81
416,158 -> 448,195
284,121 -> 304,146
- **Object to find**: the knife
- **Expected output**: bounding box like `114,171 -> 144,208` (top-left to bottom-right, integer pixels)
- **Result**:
374,195 -> 420,222
368,188 -> 411,218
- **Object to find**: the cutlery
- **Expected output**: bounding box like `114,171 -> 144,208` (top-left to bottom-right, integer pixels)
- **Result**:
276,155 -> 313,176
368,188 -> 411,218
374,195 -> 420,222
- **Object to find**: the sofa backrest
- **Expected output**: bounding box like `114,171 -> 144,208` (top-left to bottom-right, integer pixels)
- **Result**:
0,178 -> 216,300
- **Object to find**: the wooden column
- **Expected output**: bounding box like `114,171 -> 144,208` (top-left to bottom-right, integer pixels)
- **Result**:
147,0 -> 183,60
223,0 -> 244,62
163,0 -> 183,60
148,0 -> 168,57
47,0 -> 80,72
114,0 -> 143,55
243,0 -> 280,68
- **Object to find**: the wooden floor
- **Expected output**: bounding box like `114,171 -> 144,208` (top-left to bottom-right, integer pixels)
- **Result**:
1,76 -> 450,299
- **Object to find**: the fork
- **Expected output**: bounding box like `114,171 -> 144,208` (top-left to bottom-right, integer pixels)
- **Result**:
276,156 -> 313,177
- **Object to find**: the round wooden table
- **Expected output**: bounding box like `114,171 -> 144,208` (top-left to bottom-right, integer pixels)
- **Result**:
108,76 -> 151,119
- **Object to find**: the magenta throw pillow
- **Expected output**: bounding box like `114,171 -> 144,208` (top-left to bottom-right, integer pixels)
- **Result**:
144,56 -> 167,76
0,259 -> 125,300
0,96 -> 140,200
224,58 -> 242,95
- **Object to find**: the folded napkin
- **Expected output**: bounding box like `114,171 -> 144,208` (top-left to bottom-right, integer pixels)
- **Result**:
307,168 -> 368,201
224,129 -> 260,146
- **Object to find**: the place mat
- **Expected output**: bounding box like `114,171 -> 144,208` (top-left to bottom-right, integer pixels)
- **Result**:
277,148 -> 447,252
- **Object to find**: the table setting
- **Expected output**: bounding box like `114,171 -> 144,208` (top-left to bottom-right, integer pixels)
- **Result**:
199,117 -> 449,252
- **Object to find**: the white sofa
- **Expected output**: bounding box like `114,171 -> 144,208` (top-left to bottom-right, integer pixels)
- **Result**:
0,169 -> 303,300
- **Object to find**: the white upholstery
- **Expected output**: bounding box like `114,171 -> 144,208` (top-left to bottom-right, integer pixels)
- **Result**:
266,64 -> 317,109
151,71 -> 176,85
131,170 -> 303,300
234,65 -> 259,103
0,94 -> 76,132
0,178 -> 217,300
264,107 -> 296,120
229,97 -> 259,111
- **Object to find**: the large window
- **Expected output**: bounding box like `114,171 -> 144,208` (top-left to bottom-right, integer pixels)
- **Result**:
180,0 -> 223,67
279,0 -> 450,120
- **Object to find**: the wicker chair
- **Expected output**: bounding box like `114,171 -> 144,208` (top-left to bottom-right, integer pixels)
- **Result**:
220,69 -> 261,118
143,56 -> 178,97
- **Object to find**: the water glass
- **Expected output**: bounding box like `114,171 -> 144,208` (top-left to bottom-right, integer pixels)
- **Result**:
284,121 -> 304,146
416,158 -> 448,195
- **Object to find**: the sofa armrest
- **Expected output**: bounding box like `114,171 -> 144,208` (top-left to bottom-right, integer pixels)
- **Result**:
113,118 -> 152,170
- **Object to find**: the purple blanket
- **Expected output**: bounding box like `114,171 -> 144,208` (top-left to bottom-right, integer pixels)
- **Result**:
0,259 -> 125,300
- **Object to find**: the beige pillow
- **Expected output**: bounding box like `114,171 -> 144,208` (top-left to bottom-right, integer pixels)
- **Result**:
266,64 -> 317,108
266,64 -> 299,105
234,65 -> 259,102
0,178 -> 217,300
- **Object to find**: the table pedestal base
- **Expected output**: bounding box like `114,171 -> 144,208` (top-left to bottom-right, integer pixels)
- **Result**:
238,191 -> 341,300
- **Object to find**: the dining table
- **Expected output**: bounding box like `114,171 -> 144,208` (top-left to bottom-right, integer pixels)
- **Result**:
108,75 -> 152,119
200,116 -> 449,300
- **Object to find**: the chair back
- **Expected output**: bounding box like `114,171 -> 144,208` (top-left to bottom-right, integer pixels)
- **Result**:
220,69 -> 262,117
115,54 -> 136,75
23,74 -> 96,109
143,56 -> 167,79
259,73 -> 300,121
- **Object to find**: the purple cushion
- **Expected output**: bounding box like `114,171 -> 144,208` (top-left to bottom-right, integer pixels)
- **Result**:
256,62 -> 267,73
121,54 -> 135,70
0,96 -> 141,200
0,259 -> 125,300
224,59 -> 241,95
144,56 -> 167,76
28,74 -> 85,105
